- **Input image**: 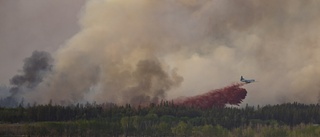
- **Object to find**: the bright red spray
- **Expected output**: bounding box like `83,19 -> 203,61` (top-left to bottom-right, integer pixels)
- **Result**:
173,83 -> 247,109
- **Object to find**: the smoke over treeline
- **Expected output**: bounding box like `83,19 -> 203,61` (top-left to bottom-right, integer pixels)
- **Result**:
1,0 -> 320,106
0,51 -> 52,107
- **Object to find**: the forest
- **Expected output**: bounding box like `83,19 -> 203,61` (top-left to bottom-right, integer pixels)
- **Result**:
1,101 -> 320,136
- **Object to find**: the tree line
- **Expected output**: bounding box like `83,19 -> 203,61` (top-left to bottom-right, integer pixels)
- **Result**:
0,101 -> 320,136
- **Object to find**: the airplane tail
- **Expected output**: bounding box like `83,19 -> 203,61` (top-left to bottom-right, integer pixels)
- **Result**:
240,76 -> 244,80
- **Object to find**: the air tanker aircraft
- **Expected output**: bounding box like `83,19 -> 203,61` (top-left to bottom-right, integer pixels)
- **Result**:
240,76 -> 255,83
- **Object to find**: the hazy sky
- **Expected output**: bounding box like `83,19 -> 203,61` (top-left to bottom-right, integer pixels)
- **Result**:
0,0 -> 86,85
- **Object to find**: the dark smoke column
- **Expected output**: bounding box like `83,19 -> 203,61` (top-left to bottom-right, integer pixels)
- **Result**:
174,83 -> 247,109
0,51 -> 53,107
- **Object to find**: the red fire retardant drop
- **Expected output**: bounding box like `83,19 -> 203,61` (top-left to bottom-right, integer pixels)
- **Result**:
174,83 -> 247,109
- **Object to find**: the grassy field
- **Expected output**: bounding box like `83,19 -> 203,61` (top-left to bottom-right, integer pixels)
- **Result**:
1,121 -> 320,137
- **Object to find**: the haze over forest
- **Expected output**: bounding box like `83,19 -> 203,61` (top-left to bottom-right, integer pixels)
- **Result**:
1,0 -> 320,106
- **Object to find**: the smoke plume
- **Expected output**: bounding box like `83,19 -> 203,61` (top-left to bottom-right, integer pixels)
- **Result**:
10,51 -> 53,89
0,0 -> 85,85
0,51 -> 53,106
2,0 -> 320,106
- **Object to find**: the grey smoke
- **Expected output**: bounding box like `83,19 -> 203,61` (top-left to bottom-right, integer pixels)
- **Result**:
0,51 -> 53,106
0,0 -> 86,85
0,85 -> 10,98
126,59 -> 183,106
3,0 -> 320,106
10,51 -> 53,89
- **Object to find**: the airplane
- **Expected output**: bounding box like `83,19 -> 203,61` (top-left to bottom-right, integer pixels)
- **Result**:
240,76 -> 255,83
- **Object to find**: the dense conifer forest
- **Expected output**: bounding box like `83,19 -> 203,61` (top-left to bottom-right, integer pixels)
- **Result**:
1,102 -> 320,136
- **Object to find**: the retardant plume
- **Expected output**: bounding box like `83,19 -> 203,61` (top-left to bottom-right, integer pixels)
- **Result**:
174,83 -> 247,109
2,0 -> 320,106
